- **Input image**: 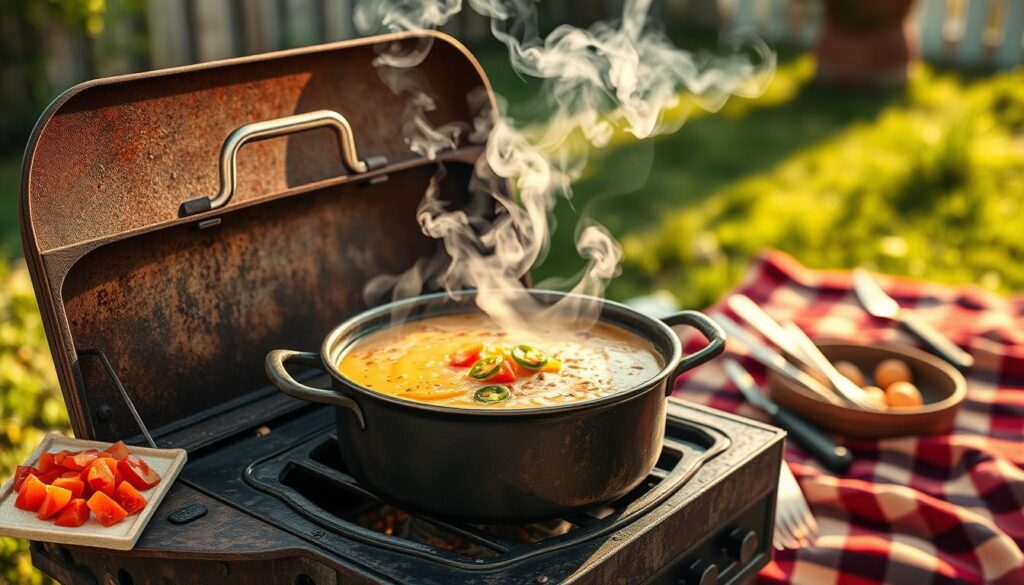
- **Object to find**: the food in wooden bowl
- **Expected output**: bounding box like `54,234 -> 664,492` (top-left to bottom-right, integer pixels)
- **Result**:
767,340 -> 966,438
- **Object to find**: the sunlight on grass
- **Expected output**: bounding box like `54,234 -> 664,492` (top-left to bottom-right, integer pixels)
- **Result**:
0,46 -> 1022,584
617,66 -> 1024,307
518,55 -> 817,184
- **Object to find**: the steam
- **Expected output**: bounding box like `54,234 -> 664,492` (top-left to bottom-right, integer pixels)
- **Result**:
356,0 -> 774,332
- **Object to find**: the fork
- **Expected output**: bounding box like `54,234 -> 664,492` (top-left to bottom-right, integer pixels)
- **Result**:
775,463 -> 818,550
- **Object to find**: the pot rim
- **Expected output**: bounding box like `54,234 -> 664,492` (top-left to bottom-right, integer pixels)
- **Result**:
318,288 -> 683,416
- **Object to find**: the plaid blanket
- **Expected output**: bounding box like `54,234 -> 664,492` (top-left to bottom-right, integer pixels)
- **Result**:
674,251 -> 1024,585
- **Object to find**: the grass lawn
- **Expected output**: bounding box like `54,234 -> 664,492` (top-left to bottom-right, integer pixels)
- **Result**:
477,48 -> 1024,307
0,40 -> 1023,584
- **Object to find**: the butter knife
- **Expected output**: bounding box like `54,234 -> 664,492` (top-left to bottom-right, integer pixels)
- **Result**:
852,269 -> 974,370
725,359 -> 852,473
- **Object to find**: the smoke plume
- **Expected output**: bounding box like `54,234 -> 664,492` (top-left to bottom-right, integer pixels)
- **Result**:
356,0 -> 774,332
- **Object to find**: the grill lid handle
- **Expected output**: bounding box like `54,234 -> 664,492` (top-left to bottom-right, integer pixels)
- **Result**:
180,110 -> 387,217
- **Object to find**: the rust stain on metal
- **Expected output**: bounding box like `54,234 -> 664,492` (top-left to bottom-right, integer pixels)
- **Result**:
62,165 -> 474,440
20,32 -> 499,441
25,35 -> 486,253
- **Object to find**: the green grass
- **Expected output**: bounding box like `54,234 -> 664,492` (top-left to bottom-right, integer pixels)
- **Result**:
613,66 -> 1024,307
478,50 -> 1024,307
1,42 -> 1023,584
479,52 -> 877,292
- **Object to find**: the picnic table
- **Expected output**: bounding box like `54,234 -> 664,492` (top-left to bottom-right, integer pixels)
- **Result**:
677,251 -> 1024,585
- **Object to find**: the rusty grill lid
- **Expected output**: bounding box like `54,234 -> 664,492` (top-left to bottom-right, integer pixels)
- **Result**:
20,32 -> 495,449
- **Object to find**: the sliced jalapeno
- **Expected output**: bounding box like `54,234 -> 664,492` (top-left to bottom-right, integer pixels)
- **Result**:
469,356 -> 502,380
511,344 -> 548,371
474,385 -> 510,403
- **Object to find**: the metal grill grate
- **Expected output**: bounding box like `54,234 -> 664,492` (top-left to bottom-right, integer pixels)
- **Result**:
242,418 -> 729,570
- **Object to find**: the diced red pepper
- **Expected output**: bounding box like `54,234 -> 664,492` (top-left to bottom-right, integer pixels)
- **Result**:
54,498 -> 90,528
485,360 -> 517,384
449,344 -> 484,368
62,449 -> 100,472
87,491 -> 127,527
98,457 -> 122,485
86,458 -> 117,496
52,476 -> 85,499
12,466 -> 40,492
37,484 -> 73,520
15,474 -> 47,512
37,452 -> 58,473
114,481 -> 147,515
117,455 -> 161,490
36,469 -> 64,485
507,359 -> 531,378
52,450 -> 72,467
102,441 -> 131,461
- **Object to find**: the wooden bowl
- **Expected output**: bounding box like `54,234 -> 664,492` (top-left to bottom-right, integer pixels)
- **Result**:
766,340 -> 966,438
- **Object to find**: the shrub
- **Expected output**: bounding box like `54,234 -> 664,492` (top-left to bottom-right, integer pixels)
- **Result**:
0,261 -> 66,585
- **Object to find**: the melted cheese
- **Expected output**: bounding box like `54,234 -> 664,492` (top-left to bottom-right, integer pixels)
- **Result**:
337,313 -> 663,408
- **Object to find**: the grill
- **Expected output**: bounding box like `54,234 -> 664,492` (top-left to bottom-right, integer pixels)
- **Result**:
31,400 -> 783,585
19,31 -> 784,585
209,405 -> 727,567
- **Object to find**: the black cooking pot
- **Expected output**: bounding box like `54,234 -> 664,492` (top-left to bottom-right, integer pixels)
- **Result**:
265,289 -> 724,522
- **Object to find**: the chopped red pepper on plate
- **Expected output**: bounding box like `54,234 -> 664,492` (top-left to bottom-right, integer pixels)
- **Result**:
36,452 -> 58,473
118,455 -> 161,491
61,449 -> 100,472
87,491 -> 128,527
54,498 -> 90,528
37,484 -> 73,520
103,441 -> 131,461
8,441 -> 164,528
12,465 -> 39,492
115,481 -> 148,515
52,476 -> 85,500
86,458 -> 118,497
15,474 -> 47,512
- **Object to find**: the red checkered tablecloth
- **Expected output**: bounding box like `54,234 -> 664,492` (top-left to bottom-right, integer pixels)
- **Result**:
674,251 -> 1024,585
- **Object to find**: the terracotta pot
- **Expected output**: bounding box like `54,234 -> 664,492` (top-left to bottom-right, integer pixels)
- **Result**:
815,0 -> 919,88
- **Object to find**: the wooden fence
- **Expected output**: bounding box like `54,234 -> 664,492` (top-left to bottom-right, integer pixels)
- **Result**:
2,0 -> 1022,149
46,0 -> 1024,88
723,0 -> 1024,68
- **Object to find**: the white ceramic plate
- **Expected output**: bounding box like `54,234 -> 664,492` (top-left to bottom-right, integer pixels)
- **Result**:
0,433 -> 186,550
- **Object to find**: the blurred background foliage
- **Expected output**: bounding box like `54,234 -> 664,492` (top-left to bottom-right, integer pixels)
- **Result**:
0,0 -> 1023,583
519,53 -> 1024,308
598,62 -> 1024,306
0,267 -> 66,584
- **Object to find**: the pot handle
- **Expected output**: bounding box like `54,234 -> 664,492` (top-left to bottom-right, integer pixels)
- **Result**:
265,350 -> 366,429
661,311 -> 727,395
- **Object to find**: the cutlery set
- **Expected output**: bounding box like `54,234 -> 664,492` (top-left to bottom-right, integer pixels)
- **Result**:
718,269 -> 973,551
